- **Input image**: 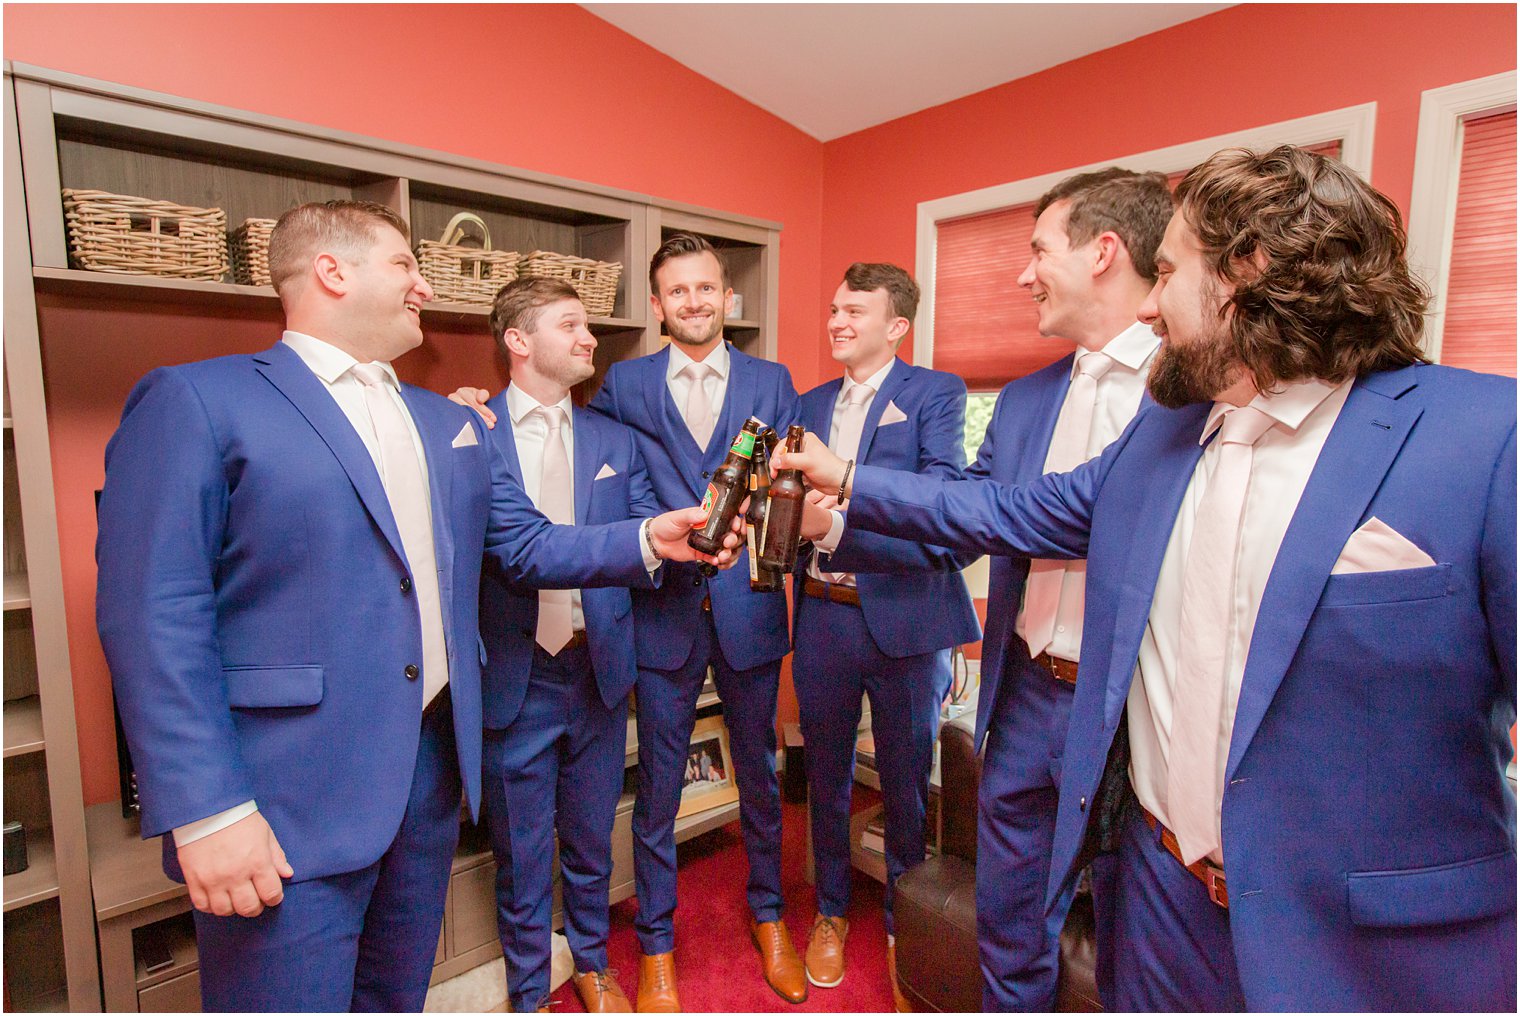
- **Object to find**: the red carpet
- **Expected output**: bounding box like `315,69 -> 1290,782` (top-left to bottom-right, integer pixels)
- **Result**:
549,790 -> 897,1012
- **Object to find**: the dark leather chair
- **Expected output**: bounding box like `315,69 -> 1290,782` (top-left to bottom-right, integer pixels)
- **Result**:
894,712 -> 1102,1012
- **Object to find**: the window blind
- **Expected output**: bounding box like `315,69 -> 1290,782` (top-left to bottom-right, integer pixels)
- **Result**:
1440,110 -> 1516,377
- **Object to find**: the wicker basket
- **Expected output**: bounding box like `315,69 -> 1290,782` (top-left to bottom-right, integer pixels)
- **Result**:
61,188 -> 227,281
229,218 -> 277,286
416,212 -> 520,306
519,251 -> 622,317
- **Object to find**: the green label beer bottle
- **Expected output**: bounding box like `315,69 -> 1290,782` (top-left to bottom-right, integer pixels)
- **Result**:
689,417 -> 761,556
745,428 -> 786,592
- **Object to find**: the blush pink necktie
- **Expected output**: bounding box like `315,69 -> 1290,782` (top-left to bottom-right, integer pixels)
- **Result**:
1166,404 -> 1276,864
534,405 -> 576,655
1023,351 -> 1112,660
352,362 -> 448,708
817,383 -> 875,584
681,361 -> 715,449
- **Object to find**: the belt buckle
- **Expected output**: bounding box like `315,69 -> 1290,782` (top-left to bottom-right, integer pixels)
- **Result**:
1204,867 -> 1228,908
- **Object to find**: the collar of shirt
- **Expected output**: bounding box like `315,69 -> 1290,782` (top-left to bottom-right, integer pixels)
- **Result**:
281,330 -> 400,388
666,339 -> 731,383
837,357 -> 897,408
505,382 -> 575,429
1078,320 -> 1161,379
1199,376 -> 1343,446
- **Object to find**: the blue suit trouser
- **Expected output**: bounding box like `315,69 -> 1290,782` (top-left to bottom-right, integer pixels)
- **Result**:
792,594 -> 950,936
976,660 -> 1082,1011
631,607 -> 783,953
193,696 -> 461,1012
482,641 -> 629,1013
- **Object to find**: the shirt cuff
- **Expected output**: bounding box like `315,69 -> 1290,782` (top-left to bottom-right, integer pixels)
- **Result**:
813,509 -> 847,554
638,518 -> 661,575
173,800 -> 259,847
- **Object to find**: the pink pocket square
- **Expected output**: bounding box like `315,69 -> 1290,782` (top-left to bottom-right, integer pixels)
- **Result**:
1331,517 -> 1436,574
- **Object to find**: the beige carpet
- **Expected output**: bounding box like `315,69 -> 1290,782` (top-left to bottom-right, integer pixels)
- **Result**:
424,932 -> 572,1012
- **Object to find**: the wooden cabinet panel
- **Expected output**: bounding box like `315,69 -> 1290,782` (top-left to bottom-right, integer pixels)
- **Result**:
137,969 -> 200,1012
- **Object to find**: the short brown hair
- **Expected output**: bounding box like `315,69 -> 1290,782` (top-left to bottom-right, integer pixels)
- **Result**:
1176,145 -> 1430,387
267,200 -> 410,294
842,262 -> 920,322
649,232 -> 729,294
489,277 -> 581,351
1034,168 -> 1174,282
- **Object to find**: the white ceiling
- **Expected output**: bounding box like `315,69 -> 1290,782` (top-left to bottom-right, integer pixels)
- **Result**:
581,3 -> 1233,141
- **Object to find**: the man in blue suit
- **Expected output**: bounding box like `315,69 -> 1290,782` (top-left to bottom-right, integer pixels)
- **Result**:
788,262 -> 979,1004
964,169 -> 1172,1011
777,148 -> 1516,1011
96,202 -> 734,1012
478,278 -> 665,1013
454,234 -> 802,1010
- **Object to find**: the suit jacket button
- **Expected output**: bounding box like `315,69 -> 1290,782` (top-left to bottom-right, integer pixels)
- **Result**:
405,664 -> 420,680
1079,796 -> 1087,811
400,577 -> 413,595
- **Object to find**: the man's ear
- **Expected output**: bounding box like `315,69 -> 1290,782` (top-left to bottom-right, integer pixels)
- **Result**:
312,252 -> 346,296
501,327 -> 532,359
887,315 -> 911,346
1092,232 -> 1124,277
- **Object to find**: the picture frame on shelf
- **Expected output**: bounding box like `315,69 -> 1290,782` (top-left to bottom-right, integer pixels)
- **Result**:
676,714 -> 739,819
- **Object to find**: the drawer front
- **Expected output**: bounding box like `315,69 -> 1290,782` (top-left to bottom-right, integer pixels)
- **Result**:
139,969 -> 201,1012
449,861 -> 500,956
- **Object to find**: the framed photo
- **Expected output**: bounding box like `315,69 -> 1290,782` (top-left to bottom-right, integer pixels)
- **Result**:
676,714 -> 739,819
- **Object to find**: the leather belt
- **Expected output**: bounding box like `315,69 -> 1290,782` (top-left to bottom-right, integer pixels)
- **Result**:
803,576 -> 862,607
1142,809 -> 1228,908
1033,651 -> 1079,685
421,683 -> 452,725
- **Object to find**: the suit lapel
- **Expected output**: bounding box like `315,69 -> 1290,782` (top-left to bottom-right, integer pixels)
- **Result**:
254,343 -> 408,565
809,379 -> 844,440
1225,374 -> 1423,778
400,386 -> 458,617
1018,360 -> 1074,480
856,359 -> 909,462
1102,403 -> 1212,727
572,407 -> 599,525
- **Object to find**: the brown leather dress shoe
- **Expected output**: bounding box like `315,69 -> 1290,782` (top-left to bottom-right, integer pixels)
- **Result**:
750,920 -> 808,1004
804,913 -> 849,988
635,952 -> 681,1013
574,969 -> 632,1013
887,938 -> 911,1012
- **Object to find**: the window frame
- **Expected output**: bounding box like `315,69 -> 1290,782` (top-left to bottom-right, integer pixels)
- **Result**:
913,103 -> 1379,368
1405,71 -> 1518,363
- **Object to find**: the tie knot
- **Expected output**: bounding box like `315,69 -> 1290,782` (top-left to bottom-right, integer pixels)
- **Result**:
351,362 -> 391,389
1219,405 -> 1275,446
537,404 -> 566,433
1076,351 -> 1113,381
846,383 -> 874,406
681,361 -> 713,382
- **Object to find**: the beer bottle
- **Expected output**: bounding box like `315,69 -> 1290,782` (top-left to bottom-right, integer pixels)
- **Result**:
688,417 -> 761,556
760,425 -> 808,572
746,430 -> 786,592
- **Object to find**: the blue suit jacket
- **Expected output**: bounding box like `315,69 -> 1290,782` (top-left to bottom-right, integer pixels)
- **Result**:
96,342 -> 652,884
588,343 -> 799,672
964,355 -> 1157,750
797,358 -> 980,657
843,364 -> 1517,1009
479,392 -> 662,729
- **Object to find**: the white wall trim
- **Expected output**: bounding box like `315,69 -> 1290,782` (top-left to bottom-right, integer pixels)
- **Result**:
914,103 -> 1379,368
1405,71 -> 1517,362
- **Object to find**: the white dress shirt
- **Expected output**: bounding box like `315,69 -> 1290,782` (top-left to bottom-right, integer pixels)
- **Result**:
1129,377 -> 1352,864
1015,322 -> 1159,662
666,340 -> 731,440
505,384 -> 586,632
809,357 -> 897,585
176,330 -> 444,847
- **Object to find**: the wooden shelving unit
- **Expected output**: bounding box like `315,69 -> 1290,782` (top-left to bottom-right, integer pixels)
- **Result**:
5,60 -> 779,1011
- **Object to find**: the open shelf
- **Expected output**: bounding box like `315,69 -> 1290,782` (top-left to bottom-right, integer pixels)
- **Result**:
4,695 -> 45,757
3,831 -> 59,911
4,571 -> 32,611
673,799 -> 741,844
131,910 -> 197,992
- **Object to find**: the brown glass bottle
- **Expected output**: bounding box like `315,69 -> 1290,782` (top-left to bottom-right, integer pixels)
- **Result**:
760,425 -> 808,571
688,417 -> 761,556
746,430 -> 786,592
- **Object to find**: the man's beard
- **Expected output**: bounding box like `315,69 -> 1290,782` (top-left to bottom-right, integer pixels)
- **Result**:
1147,324 -> 1241,409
